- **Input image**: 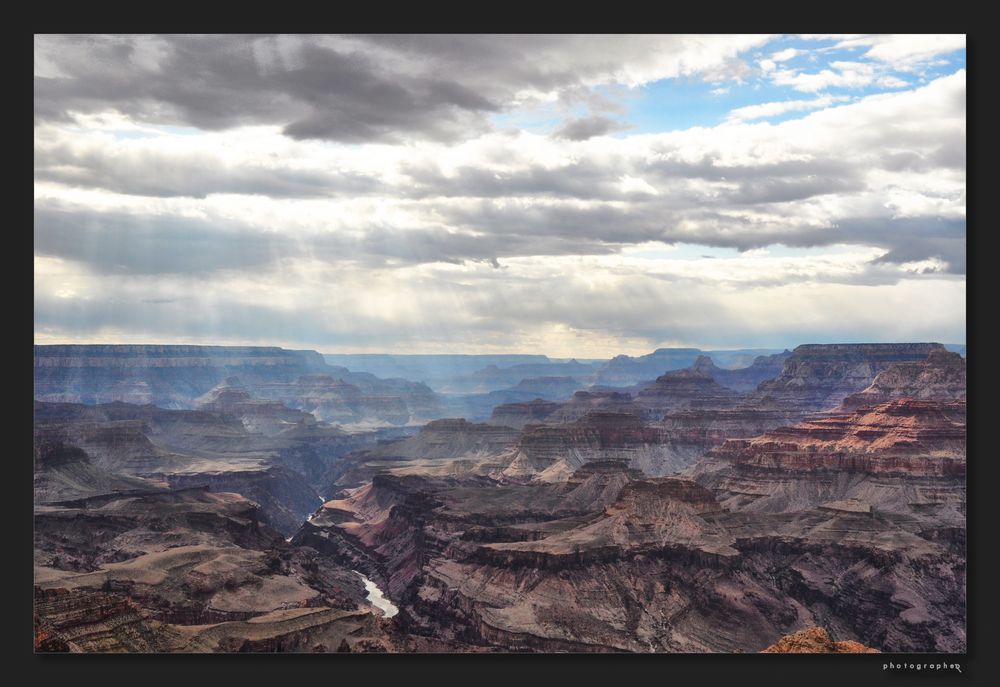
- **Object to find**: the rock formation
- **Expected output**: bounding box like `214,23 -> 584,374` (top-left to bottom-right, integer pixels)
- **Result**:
761,627 -> 878,653
752,343 -> 948,413
841,349 -> 966,411
34,340 -> 966,654
633,364 -> 741,418
488,399 -> 560,429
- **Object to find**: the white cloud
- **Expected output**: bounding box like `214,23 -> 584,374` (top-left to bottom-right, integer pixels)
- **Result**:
771,48 -> 800,62
33,37 -> 966,354
726,95 -> 849,122
771,61 -> 880,92
831,34 -> 965,71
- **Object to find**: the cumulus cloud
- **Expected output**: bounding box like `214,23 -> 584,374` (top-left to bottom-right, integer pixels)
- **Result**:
726,95 -> 849,122
34,34 -> 770,144
32,35 -> 965,354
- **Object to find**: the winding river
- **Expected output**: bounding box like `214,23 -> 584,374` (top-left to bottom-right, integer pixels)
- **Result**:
354,571 -> 399,618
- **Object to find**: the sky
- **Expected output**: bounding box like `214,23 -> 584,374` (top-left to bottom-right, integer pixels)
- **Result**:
33,34 -> 966,357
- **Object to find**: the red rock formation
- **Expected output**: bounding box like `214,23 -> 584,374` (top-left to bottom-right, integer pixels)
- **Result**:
761,627 -> 879,653
34,586 -> 165,652
708,399 -> 966,478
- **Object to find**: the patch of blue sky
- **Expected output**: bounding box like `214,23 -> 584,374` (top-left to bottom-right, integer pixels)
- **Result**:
495,36 -> 965,136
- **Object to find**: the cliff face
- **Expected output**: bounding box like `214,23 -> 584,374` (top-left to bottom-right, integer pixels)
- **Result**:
497,413 -> 706,482
32,483 -> 413,653
33,400 -> 391,535
705,399 -> 966,479
195,384 -> 317,435
752,343 -> 948,413
296,461 -> 964,653
321,418 -> 521,490
687,397 -> 966,523
633,365 -> 741,418
545,391 -> 643,424
489,399 -> 560,429
841,349 -> 966,411
368,419 -> 520,461
34,586 -> 167,652
286,342 -> 966,654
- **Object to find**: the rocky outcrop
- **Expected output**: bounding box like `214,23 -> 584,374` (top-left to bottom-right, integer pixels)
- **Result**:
841,349 -> 966,411
761,627 -> 879,653
34,440 -> 162,504
34,586 -> 168,652
251,374 -> 420,427
33,400 -> 373,535
489,399 -> 560,429
326,419 -> 522,488
375,419 -> 518,458
325,469 -> 963,653
164,466 -> 321,536
498,413 -> 703,481
686,397 -> 966,527
545,391 -> 643,424
195,382 -> 317,435
753,343 -> 948,413
703,399 -> 966,479
633,365 -> 741,418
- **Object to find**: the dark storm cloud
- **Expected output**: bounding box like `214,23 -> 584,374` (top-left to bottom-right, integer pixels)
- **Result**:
553,115 -> 628,141
34,34 -> 767,144
34,35 -> 500,144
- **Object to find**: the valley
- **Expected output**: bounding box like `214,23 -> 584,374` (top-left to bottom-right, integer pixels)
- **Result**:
33,342 -> 966,653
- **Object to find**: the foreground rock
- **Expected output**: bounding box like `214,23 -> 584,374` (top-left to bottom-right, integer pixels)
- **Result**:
761,627 -> 879,653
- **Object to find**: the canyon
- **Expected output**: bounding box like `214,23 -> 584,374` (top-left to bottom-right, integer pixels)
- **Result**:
34,342 -> 965,653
